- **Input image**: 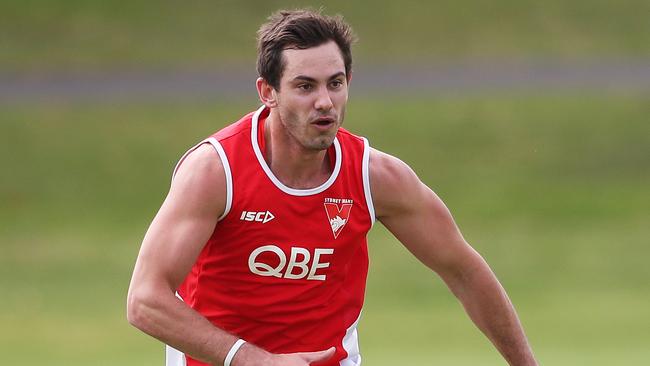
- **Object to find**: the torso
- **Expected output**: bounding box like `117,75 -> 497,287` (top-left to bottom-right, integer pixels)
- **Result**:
173,106 -> 375,366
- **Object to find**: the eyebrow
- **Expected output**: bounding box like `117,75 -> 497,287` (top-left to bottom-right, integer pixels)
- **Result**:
292,72 -> 346,83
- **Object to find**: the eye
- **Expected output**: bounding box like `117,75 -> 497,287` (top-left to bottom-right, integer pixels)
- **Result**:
330,79 -> 344,88
298,83 -> 313,91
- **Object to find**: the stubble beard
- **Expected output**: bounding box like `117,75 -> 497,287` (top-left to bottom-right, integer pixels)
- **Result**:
280,107 -> 346,152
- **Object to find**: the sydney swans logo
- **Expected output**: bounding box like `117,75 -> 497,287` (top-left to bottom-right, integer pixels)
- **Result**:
324,198 -> 353,239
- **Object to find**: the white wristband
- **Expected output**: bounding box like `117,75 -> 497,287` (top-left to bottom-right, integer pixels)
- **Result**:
224,338 -> 246,366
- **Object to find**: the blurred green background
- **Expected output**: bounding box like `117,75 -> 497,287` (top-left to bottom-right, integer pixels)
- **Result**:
1,1 -> 649,365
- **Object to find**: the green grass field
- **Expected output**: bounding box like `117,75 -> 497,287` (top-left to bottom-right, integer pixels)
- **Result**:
2,94 -> 649,365
2,0 -> 650,72
3,1 -> 649,363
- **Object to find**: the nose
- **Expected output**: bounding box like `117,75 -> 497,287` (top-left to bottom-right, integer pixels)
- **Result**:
314,86 -> 333,112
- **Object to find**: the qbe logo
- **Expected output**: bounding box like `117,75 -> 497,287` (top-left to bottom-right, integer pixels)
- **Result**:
248,245 -> 334,281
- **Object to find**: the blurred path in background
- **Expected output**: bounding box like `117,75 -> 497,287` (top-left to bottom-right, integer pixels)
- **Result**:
2,59 -> 650,103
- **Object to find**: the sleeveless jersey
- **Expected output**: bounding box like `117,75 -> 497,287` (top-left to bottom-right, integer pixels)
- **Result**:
166,105 -> 375,366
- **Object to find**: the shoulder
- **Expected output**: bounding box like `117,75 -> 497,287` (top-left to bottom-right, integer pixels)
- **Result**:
368,149 -> 460,246
369,148 -> 416,182
170,143 -> 227,217
369,148 -> 427,218
175,143 -> 225,181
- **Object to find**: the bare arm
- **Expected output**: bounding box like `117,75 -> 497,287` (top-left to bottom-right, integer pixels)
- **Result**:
126,144 -> 333,366
370,148 -> 537,366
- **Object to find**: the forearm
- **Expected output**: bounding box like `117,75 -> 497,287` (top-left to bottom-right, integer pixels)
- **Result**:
445,259 -> 537,366
127,287 -> 270,365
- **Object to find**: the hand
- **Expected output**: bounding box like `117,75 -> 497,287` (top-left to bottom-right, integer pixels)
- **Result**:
268,347 -> 336,366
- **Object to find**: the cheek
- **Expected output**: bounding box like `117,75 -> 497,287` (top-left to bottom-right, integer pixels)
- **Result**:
281,92 -> 312,111
333,90 -> 348,105
278,104 -> 304,131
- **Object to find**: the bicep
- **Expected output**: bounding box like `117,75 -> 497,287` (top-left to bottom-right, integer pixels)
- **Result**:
371,150 -> 481,277
381,185 -> 480,275
132,144 -> 226,291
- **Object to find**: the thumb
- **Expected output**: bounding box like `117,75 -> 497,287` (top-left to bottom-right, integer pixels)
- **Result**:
299,346 -> 336,363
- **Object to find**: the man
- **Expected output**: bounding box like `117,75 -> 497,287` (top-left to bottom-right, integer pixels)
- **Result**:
127,9 -> 538,366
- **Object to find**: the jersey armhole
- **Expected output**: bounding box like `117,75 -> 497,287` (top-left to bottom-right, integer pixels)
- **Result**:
362,138 -> 376,227
171,137 -> 233,221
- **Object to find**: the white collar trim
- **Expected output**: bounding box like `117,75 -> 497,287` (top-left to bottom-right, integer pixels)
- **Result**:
250,105 -> 341,196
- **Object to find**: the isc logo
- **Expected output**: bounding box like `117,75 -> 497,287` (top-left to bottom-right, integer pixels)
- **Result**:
248,245 -> 334,281
240,210 -> 275,224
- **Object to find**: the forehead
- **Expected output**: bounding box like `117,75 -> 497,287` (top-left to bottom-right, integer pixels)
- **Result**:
281,41 -> 345,82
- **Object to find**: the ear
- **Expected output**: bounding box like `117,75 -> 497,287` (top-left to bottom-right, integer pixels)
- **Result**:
256,77 -> 278,108
346,71 -> 353,85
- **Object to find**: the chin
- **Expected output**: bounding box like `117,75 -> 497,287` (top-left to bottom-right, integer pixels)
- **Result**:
305,137 -> 334,151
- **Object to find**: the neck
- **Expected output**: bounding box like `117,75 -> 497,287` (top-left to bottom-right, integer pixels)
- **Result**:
263,110 -> 332,189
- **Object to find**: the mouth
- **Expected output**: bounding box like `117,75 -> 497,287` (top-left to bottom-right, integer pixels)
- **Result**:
311,116 -> 337,128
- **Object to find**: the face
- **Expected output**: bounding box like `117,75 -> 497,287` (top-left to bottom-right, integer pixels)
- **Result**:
270,41 -> 350,151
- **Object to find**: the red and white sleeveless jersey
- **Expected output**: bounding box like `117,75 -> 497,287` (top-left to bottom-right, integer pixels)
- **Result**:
166,106 -> 375,366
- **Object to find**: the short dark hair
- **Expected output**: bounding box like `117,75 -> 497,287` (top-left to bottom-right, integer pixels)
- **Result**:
256,9 -> 356,90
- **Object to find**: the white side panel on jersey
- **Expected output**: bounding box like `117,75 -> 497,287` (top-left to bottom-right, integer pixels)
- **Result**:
250,105 -> 342,196
340,313 -> 363,366
206,137 -> 233,220
166,345 -> 186,366
361,138 -> 376,227
170,138 -> 233,221
166,292 -> 187,366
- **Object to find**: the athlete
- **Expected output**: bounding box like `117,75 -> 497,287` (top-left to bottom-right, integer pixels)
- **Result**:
127,9 -> 538,366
